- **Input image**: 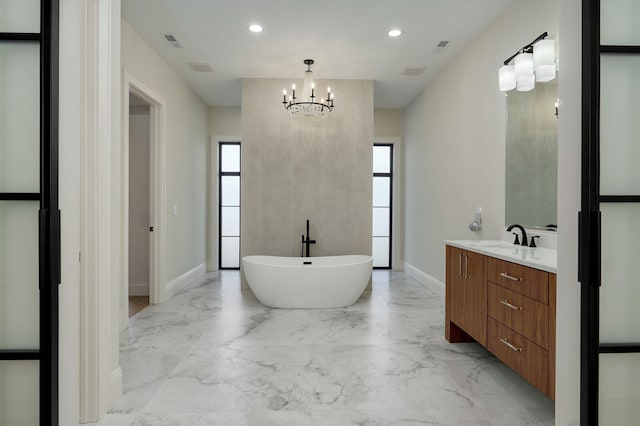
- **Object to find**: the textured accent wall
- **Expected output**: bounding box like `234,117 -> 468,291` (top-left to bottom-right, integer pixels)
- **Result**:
241,78 -> 373,289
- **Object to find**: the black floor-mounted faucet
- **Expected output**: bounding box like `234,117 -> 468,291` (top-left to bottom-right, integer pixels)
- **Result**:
507,224 -> 528,246
301,219 -> 316,257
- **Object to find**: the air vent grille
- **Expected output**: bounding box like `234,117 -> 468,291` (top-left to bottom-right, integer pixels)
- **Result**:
402,67 -> 427,76
432,40 -> 450,54
189,63 -> 214,72
163,34 -> 182,48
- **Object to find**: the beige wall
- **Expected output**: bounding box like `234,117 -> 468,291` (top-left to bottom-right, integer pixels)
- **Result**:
240,78 -> 373,288
122,20 -> 209,283
403,0 -> 559,284
128,106 -> 150,294
209,106 -> 241,136
374,108 -> 404,139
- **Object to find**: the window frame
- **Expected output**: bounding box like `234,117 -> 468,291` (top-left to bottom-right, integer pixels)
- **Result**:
218,141 -> 241,269
373,143 -> 393,269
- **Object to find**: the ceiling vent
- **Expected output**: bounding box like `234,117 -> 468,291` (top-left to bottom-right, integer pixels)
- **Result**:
432,40 -> 450,54
402,66 -> 427,76
189,63 -> 214,72
163,34 -> 182,48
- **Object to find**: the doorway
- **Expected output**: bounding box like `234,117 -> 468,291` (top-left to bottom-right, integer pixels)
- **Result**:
121,71 -> 167,328
127,93 -> 151,317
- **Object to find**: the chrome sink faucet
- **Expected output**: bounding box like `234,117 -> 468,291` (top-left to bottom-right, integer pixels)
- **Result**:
507,224 -> 528,246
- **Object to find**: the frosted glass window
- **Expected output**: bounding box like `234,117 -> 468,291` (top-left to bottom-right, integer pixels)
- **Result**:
220,144 -> 240,172
221,237 -> 240,268
372,237 -> 390,268
600,204 -> 640,343
373,177 -> 390,207
601,0 -> 640,45
221,176 -> 240,206
373,207 -> 390,237
599,353 -> 640,425
0,360 -> 39,425
600,56 -> 640,196
0,0 -> 40,32
221,206 -> 240,236
373,146 -> 391,173
0,201 -> 39,350
0,42 -> 40,193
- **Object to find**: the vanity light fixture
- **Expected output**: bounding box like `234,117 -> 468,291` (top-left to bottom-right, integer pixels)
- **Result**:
282,59 -> 334,117
499,32 -> 556,92
514,52 -> 535,91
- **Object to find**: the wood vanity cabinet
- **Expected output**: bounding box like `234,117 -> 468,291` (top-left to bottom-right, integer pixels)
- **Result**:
445,245 -> 556,399
445,245 -> 487,346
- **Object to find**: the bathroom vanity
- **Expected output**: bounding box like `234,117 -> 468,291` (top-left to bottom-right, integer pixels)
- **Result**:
444,240 -> 557,399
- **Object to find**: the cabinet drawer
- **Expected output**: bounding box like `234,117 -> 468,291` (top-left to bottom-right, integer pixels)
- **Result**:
487,283 -> 549,349
487,256 -> 548,303
487,318 -> 549,396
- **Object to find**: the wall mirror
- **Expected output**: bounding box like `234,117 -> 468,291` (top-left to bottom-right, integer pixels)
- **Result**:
505,78 -> 558,230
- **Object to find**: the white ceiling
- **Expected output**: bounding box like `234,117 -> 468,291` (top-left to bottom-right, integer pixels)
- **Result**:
122,0 -> 516,109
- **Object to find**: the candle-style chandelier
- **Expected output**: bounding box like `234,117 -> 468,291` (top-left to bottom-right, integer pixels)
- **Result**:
282,59 -> 334,117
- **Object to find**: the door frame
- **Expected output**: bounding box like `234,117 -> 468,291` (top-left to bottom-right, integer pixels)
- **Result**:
121,70 -> 167,328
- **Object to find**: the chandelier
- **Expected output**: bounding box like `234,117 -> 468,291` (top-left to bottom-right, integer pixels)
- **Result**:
282,59 -> 334,117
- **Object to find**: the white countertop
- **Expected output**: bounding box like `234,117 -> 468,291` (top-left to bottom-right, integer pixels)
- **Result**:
444,240 -> 557,274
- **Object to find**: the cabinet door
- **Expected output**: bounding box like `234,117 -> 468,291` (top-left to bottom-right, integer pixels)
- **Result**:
445,246 -> 468,342
461,251 -> 487,346
445,246 -> 487,345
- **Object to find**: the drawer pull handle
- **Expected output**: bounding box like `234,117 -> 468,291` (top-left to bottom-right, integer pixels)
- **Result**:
500,272 -> 523,282
500,338 -> 523,352
500,300 -> 523,311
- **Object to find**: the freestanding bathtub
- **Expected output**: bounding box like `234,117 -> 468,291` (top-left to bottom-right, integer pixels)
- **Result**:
242,255 -> 373,308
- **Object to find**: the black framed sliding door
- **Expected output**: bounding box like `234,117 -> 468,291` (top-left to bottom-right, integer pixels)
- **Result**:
581,0 -> 640,424
0,1 -> 60,425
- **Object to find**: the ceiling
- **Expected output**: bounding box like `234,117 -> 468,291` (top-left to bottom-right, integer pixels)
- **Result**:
122,0 -> 516,109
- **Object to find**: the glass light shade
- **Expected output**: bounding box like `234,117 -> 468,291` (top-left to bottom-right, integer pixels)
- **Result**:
534,39 -> 556,82
516,73 -> 535,91
514,52 -> 534,83
498,64 -> 516,91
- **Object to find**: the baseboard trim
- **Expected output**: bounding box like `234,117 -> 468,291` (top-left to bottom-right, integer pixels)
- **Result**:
128,282 -> 149,296
404,262 -> 445,297
166,262 -> 207,298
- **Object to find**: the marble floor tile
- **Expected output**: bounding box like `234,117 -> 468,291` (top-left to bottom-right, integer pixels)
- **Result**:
98,270 -> 554,425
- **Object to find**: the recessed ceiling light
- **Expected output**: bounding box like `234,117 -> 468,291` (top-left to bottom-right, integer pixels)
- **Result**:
248,24 -> 263,33
388,28 -> 402,37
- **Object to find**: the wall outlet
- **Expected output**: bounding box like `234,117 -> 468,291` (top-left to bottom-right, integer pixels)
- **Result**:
173,205 -> 178,215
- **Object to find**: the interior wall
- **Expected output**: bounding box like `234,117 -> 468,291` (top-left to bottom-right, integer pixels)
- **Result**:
121,19 -> 209,284
128,104 -> 150,295
374,108 -> 404,139
403,0 -> 559,284
209,106 -> 241,136
556,0 -> 582,422
240,78 -> 373,289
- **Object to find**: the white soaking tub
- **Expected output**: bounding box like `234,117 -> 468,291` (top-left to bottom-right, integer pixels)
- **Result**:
242,255 -> 373,308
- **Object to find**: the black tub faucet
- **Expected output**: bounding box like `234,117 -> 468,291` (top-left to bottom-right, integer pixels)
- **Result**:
507,224 -> 528,246
301,219 -> 316,257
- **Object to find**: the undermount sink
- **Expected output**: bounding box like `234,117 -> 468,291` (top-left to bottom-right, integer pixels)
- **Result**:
465,241 -> 521,249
